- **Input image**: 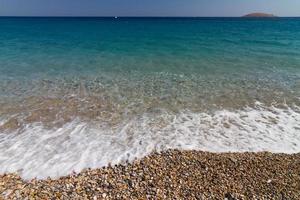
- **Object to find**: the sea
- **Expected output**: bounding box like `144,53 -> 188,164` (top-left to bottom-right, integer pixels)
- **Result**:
0,17 -> 299,179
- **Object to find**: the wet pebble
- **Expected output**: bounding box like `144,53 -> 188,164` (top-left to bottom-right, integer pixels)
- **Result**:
0,150 -> 299,199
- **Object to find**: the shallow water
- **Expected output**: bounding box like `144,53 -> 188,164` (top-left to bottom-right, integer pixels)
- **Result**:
0,17 -> 299,179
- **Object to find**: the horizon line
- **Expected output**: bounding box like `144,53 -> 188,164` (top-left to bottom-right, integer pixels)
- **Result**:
1,15 -> 299,18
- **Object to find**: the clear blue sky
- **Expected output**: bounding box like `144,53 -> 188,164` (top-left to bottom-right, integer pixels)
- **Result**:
0,0 -> 300,17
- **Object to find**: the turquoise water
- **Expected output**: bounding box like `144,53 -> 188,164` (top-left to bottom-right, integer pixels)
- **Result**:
1,18 -> 299,104
0,18 -> 299,179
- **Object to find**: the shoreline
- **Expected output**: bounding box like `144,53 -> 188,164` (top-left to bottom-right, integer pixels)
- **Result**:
1,150 -> 299,199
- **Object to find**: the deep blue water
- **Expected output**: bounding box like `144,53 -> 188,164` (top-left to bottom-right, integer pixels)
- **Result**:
0,17 -> 299,76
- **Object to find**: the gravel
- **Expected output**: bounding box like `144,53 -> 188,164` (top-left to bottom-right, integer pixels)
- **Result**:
1,150 -> 299,199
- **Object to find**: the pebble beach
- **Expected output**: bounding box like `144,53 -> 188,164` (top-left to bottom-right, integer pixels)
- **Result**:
1,150 -> 299,199
1,18 -> 300,200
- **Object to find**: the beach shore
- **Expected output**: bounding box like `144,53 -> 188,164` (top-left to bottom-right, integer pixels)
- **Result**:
1,150 -> 299,199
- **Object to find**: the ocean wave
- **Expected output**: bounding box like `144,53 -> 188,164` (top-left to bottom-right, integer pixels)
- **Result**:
0,103 -> 299,179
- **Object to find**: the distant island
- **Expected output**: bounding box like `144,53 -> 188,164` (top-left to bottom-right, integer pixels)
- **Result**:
243,13 -> 277,18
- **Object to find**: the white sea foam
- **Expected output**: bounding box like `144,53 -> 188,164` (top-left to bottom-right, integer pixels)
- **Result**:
0,104 -> 299,179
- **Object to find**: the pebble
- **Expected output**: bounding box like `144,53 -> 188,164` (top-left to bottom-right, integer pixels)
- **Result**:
0,150 -> 299,199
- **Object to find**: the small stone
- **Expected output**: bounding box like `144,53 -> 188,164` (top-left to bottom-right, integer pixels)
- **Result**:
0,150 -> 298,199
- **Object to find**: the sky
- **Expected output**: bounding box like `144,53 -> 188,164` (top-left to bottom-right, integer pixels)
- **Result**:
0,0 -> 300,17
